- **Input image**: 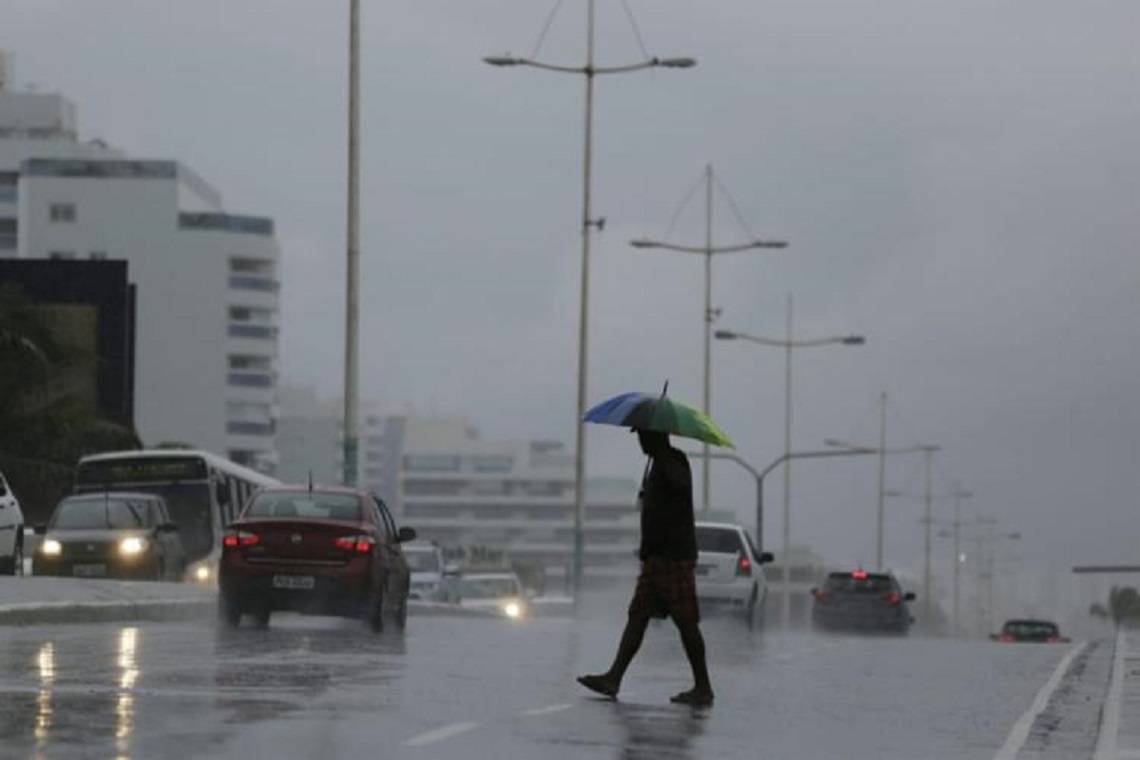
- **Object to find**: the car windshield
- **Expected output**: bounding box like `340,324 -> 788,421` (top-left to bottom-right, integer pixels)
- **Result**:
825,573 -> 895,594
51,497 -> 152,530
405,549 -> 441,573
1004,621 -> 1058,637
459,577 -> 519,599
696,527 -> 743,554
245,491 -> 362,522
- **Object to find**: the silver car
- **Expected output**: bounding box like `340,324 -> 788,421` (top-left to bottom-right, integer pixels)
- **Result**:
694,521 -> 773,629
0,470 -> 24,575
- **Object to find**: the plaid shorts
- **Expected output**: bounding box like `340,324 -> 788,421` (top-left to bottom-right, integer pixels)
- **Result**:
628,558 -> 700,624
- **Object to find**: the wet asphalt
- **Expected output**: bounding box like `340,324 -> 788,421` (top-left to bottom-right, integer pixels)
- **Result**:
0,610 -> 1098,760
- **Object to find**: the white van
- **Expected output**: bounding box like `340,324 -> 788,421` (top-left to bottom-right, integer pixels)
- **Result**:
0,470 -> 25,575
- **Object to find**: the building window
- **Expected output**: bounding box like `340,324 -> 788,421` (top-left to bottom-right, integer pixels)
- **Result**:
227,421 -> 276,436
0,218 -> 15,250
228,354 -> 272,371
49,203 -> 76,223
228,324 -> 276,340
470,455 -> 514,473
404,455 -> 461,472
48,251 -> 76,260
229,305 -> 274,324
229,257 -> 274,276
227,372 -> 273,388
229,275 -> 278,292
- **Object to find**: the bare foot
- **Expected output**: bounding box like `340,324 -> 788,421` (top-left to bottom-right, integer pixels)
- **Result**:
669,687 -> 714,707
576,674 -> 619,699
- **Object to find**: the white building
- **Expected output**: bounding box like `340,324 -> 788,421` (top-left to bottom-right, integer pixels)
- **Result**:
0,53 -> 281,472
274,394 -> 641,589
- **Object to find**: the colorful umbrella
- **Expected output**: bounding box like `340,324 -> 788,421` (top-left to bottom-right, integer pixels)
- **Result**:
583,390 -> 735,448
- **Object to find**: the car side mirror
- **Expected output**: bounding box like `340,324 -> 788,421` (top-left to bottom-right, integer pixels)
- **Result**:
758,552 -> 774,564
397,527 -> 417,543
903,592 -> 916,602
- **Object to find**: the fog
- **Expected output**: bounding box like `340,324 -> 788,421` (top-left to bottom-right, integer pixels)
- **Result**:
8,0 -> 1139,596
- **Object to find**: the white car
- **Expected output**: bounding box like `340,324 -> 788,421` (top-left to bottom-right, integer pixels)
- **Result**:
403,541 -> 446,601
0,470 -> 26,575
694,521 -> 773,628
456,571 -> 529,620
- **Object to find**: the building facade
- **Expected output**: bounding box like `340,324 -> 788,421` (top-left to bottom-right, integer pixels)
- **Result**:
0,53 -> 281,472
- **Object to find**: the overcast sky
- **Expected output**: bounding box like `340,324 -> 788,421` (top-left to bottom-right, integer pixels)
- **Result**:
8,0 -> 1140,601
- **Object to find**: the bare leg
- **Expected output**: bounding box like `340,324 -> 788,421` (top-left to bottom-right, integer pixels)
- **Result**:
672,620 -> 714,704
578,613 -> 651,698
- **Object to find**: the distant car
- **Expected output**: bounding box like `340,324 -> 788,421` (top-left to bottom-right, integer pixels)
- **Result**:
403,541 -> 446,601
811,570 -> 915,634
456,571 -> 528,620
33,492 -> 185,581
694,521 -> 774,628
992,619 -> 1070,643
218,486 -> 415,631
0,470 -> 25,576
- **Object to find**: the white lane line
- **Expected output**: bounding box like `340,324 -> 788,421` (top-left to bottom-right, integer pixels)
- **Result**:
521,703 -> 573,717
1094,629 -> 1127,760
403,721 -> 479,748
993,640 -> 1088,760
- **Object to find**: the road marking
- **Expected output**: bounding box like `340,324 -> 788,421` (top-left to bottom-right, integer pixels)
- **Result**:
1094,628 -> 1128,760
521,703 -> 572,717
403,721 -> 479,747
993,640 -> 1088,760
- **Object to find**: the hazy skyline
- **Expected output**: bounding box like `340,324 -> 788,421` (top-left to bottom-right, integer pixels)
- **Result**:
7,0 -> 1139,592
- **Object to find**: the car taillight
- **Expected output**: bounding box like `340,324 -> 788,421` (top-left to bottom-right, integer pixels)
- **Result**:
736,553 -> 752,577
334,535 -> 375,555
885,592 -> 902,605
223,530 -> 259,548
999,633 -> 1014,642
852,570 -> 869,580
1046,635 -> 1062,643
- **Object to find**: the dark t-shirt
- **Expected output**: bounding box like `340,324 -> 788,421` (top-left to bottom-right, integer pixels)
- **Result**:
638,447 -> 697,561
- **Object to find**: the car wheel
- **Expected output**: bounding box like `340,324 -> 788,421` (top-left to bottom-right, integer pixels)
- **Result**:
745,587 -> 758,631
219,593 -> 242,628
395,595 -> 408,631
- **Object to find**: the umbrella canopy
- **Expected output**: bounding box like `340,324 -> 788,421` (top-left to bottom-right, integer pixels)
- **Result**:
583,391 -> 735,448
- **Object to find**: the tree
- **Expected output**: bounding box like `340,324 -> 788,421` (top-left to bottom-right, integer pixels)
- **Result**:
0,285 -> 140,521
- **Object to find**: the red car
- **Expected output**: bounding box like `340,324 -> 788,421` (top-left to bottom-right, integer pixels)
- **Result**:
219,486 -> 415,631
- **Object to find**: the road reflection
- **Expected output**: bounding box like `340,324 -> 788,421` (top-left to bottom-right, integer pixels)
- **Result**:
116,626 -> 139,759
33,641 -> 54,760
611,702 -> 707,760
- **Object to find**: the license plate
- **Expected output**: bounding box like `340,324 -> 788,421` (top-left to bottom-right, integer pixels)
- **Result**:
272,575 -> 315,590
696,564 -> 713,576
73,563 -> 106,578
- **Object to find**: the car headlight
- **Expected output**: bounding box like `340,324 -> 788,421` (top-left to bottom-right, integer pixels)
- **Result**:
194,565 -> 210,582
41,539 -> 62,556
503,601 -> 522,619
119,537 -> 147,556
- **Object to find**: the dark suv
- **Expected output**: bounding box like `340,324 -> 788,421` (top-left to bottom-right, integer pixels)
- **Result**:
811,570 -> 915,634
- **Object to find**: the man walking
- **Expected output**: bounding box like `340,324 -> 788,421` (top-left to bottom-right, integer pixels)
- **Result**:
577,429 -> 714,706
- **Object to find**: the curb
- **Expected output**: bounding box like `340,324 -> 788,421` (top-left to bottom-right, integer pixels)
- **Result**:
0,597 -> 214,626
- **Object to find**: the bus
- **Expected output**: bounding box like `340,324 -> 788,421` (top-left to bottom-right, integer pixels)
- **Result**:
74,449 -> 280,583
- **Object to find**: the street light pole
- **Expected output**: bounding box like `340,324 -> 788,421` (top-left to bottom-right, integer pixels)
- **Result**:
342,0 -> 361,487
876,391 -> 887,570
715,326 -> 865,625
631,168 -> 787,513
922,447 -> 934,620
485,6 -> 696,600
950,485 -> 973,637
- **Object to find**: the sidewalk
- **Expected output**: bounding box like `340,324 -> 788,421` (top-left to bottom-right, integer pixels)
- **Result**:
1097,627 -> 1140,760
0,577 -> 214,625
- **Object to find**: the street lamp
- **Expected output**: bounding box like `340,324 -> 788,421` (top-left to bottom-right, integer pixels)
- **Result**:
631,166 -> 787,514
825,430 -> 938,572
715,304 -> 864,626
485,2 -> 695,601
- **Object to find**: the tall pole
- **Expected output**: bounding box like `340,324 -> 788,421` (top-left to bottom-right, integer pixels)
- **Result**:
952,486 -> 963,637
571,0 -> 596,600
875,391 -> 887,569
922,447 -> 934,622
781,295 -> 793,626
701,164 -> 713,513
341,0 -> 361,487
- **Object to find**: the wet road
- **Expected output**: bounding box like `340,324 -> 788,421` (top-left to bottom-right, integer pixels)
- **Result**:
0,611 -> 1105,759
